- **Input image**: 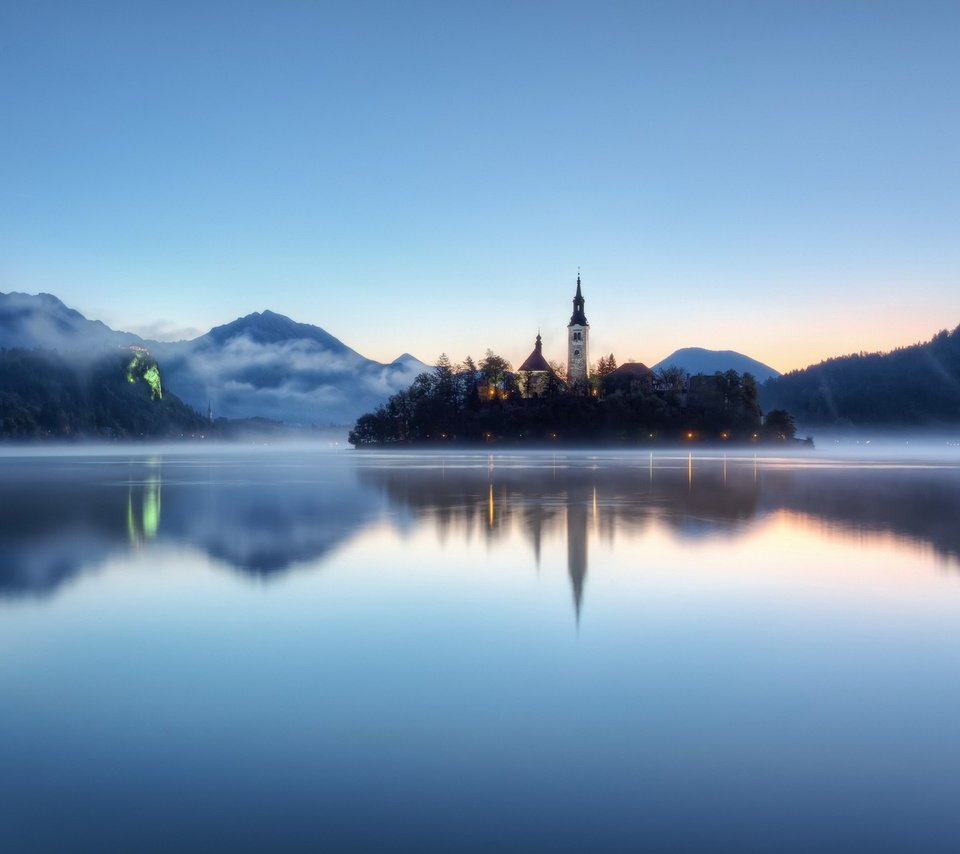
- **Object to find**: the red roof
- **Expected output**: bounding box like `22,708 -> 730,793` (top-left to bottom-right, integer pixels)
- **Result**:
518,334 -> 553,372
607,362 -> 652,379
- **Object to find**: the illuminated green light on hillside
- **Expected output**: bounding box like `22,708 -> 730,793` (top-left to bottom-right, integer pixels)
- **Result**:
125,352 -> 163,399
143,365 -> 162,399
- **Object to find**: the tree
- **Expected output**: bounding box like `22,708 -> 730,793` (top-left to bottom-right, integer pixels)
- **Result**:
763,409 -> 796,440
479,350 -> 517,399
594,354 -> 618,378
480,349 -> 512,383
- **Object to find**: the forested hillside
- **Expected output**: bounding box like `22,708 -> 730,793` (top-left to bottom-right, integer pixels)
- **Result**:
0,348 -> 207,438
760,326 -> 960,425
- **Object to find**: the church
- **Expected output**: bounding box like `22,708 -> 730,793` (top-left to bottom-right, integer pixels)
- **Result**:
516,272 -> 591,396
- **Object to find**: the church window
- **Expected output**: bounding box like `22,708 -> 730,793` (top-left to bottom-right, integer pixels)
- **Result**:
574,349 -> 581,357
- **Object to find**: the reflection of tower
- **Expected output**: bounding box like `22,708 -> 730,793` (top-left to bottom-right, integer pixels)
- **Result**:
566,496 -> 588,623
567,271 -> 590,385
523,503 -> 547,572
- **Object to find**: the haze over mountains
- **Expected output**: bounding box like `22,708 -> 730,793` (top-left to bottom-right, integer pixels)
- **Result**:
0,291 -> 429,426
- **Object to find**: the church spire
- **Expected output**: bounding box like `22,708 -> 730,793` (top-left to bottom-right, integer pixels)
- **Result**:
569,270 -> 587,326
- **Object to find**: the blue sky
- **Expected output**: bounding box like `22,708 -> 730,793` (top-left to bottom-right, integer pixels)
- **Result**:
1,0 -> 958,371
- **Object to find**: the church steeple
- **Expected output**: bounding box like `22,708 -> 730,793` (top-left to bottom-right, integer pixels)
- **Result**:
569,272 -> 588,326
567,270 -> 590,385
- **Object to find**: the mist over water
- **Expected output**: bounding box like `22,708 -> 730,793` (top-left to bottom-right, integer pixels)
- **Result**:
2,443 -> 960,851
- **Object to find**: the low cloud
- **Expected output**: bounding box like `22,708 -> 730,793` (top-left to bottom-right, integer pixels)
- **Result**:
162,333 -> 422,424
128,320 -> 204,342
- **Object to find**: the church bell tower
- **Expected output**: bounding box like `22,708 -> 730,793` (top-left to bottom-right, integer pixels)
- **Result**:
567,271 -> 589,385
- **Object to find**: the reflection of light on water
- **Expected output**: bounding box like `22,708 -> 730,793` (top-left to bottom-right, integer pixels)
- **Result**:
126,464 -> 162,547
142,477 -> 161,538
488,483 -> 495,528
126,490 -> 136,544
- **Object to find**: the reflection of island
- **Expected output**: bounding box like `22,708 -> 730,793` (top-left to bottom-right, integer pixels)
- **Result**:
0,454 -> 379,598
358,458 -> 764,622
358,453 -> 960,622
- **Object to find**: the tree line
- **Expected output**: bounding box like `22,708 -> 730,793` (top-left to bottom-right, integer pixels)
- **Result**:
760,325 -> 960,425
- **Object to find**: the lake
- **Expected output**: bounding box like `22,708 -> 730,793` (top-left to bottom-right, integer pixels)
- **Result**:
2,444 -> 960,852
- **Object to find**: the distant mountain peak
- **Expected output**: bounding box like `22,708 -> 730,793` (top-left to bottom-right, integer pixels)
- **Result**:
202,310 -> 360,353
392,352 -> 426,365
653,347 -> 780,382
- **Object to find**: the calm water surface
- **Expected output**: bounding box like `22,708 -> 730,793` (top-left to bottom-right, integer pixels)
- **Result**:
2,445 -> 960,852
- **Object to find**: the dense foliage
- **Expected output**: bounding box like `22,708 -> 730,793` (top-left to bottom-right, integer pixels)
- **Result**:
0,348 -> 208,438
760,325 -> 960,425
349,352 -> 796,446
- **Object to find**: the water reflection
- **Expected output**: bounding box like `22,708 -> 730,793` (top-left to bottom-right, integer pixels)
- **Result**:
358,452 -> 960,619
127,459 -> 162,546
0,451 -> 378,598
1,450 -> 959,608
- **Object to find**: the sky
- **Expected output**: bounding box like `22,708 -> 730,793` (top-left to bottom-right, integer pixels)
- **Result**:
1,0 -> 958,372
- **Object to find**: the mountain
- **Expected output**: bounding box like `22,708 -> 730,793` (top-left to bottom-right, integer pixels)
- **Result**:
151,311 -> 429,425
0,292 -> 431,426
0,291 -> 141,352
653,347 -> 781,382
760,326 -> 960,426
